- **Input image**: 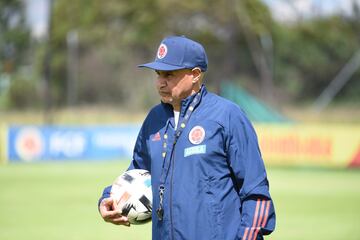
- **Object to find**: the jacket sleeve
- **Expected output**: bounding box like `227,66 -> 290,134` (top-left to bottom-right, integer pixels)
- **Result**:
128,122 -> 151,171
98,121 -> 151,207
98,185 -> 112,207
226,109 -> 276,239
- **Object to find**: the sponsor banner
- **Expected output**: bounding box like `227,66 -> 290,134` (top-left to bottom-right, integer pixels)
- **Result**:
5,124 -> 360,167
7,125 -> 140,162
254,124 -> 360,168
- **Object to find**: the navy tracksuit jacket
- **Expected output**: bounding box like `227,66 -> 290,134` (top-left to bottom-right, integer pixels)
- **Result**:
100,86 -> 276,240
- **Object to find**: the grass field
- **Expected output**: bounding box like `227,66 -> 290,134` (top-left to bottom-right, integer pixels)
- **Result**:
0,161 -> 360,240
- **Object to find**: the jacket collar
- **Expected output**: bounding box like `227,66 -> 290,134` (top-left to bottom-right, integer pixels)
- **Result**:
180,84 -> 207,116
161,84 -> 207,117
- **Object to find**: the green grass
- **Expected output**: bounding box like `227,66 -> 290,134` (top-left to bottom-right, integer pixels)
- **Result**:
0,162 -> 360,240
0,161 -> 151,240
268,167 -> 360,239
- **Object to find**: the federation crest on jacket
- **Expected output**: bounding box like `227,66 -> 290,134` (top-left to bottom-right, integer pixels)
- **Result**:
189,126 -> 205,144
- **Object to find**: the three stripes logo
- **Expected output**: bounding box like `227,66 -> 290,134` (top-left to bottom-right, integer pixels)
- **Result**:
242,199 -> 271,240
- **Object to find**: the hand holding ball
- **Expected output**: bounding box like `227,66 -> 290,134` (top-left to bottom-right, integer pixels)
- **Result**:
110,169 -> 152,225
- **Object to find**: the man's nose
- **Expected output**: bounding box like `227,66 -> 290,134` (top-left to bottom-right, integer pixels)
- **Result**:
157,76 -> 167,86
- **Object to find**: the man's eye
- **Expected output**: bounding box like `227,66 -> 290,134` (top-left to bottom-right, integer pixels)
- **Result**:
166,73 -> 173,77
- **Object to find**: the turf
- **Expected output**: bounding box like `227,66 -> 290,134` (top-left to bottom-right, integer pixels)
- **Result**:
0,161 -> 359,240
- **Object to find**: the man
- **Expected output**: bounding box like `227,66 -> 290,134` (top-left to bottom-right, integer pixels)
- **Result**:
99,36 -> 276,240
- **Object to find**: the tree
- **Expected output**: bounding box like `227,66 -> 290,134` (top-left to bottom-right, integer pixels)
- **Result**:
42,0 -> 360,109
272,15 -> 360,102
0,0 -> 31,109
234,0 -> 275,101
0,0 -> 30,74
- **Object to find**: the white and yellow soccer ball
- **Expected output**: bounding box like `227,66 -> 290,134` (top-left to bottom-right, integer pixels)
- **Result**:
110,169 -> 152,224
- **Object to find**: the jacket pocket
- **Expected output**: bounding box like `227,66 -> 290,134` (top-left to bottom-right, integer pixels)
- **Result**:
208,202 -> 224,239
206,177 -> 224,240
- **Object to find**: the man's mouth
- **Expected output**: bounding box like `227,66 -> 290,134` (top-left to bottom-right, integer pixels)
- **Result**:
159,91 -> 169,96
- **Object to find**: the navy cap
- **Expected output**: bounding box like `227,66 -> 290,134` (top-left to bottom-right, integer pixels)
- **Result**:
138,36 -> 208,72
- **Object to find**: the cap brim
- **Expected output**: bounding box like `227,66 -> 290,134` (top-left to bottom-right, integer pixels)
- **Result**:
138,62 -> 185,71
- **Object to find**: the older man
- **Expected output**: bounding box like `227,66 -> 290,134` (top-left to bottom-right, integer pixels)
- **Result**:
99,36 -> 276,240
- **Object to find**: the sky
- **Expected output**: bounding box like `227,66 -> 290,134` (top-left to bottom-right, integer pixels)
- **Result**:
262,0 -> 360,22
25,0 -> 360,39
25,0 -> 49,39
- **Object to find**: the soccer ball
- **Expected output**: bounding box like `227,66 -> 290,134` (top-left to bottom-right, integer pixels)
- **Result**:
110,169 -> 152,224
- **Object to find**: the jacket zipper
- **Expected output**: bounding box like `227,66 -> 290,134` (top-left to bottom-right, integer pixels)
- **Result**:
169,141 -> 176,240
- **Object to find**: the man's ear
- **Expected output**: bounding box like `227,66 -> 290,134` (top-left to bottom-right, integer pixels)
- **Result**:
192,67 -> 202,83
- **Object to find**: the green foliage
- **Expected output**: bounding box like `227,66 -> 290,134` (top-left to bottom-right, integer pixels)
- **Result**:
1,0 -> 359,109
0,0 -> 30,73
5,74 -> 40,109
244,0 -> 273,34
0,0 -> 31,110
272,15 -> 360,101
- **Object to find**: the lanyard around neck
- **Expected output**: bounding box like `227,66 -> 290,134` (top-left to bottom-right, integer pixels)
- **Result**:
156,89 -> 202,220
160,90 -> 201,180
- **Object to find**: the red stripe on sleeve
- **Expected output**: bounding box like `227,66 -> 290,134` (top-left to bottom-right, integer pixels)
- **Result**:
261,201 -> 271,228
252,200 -> 266,240
247,199 -> 261,240
243,227 -> 249,240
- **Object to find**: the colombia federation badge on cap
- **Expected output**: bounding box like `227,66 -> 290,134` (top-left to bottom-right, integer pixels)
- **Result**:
189,126 -> 205,145
138,36 -> 208,71
157,43 -> 168,59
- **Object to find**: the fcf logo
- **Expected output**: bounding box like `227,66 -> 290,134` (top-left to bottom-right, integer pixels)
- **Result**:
15,127 -> 44,161
189,126 -> 205,145
157,44 -> 167,59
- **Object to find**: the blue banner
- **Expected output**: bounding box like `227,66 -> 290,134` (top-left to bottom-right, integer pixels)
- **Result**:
7,125 -> 141,162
